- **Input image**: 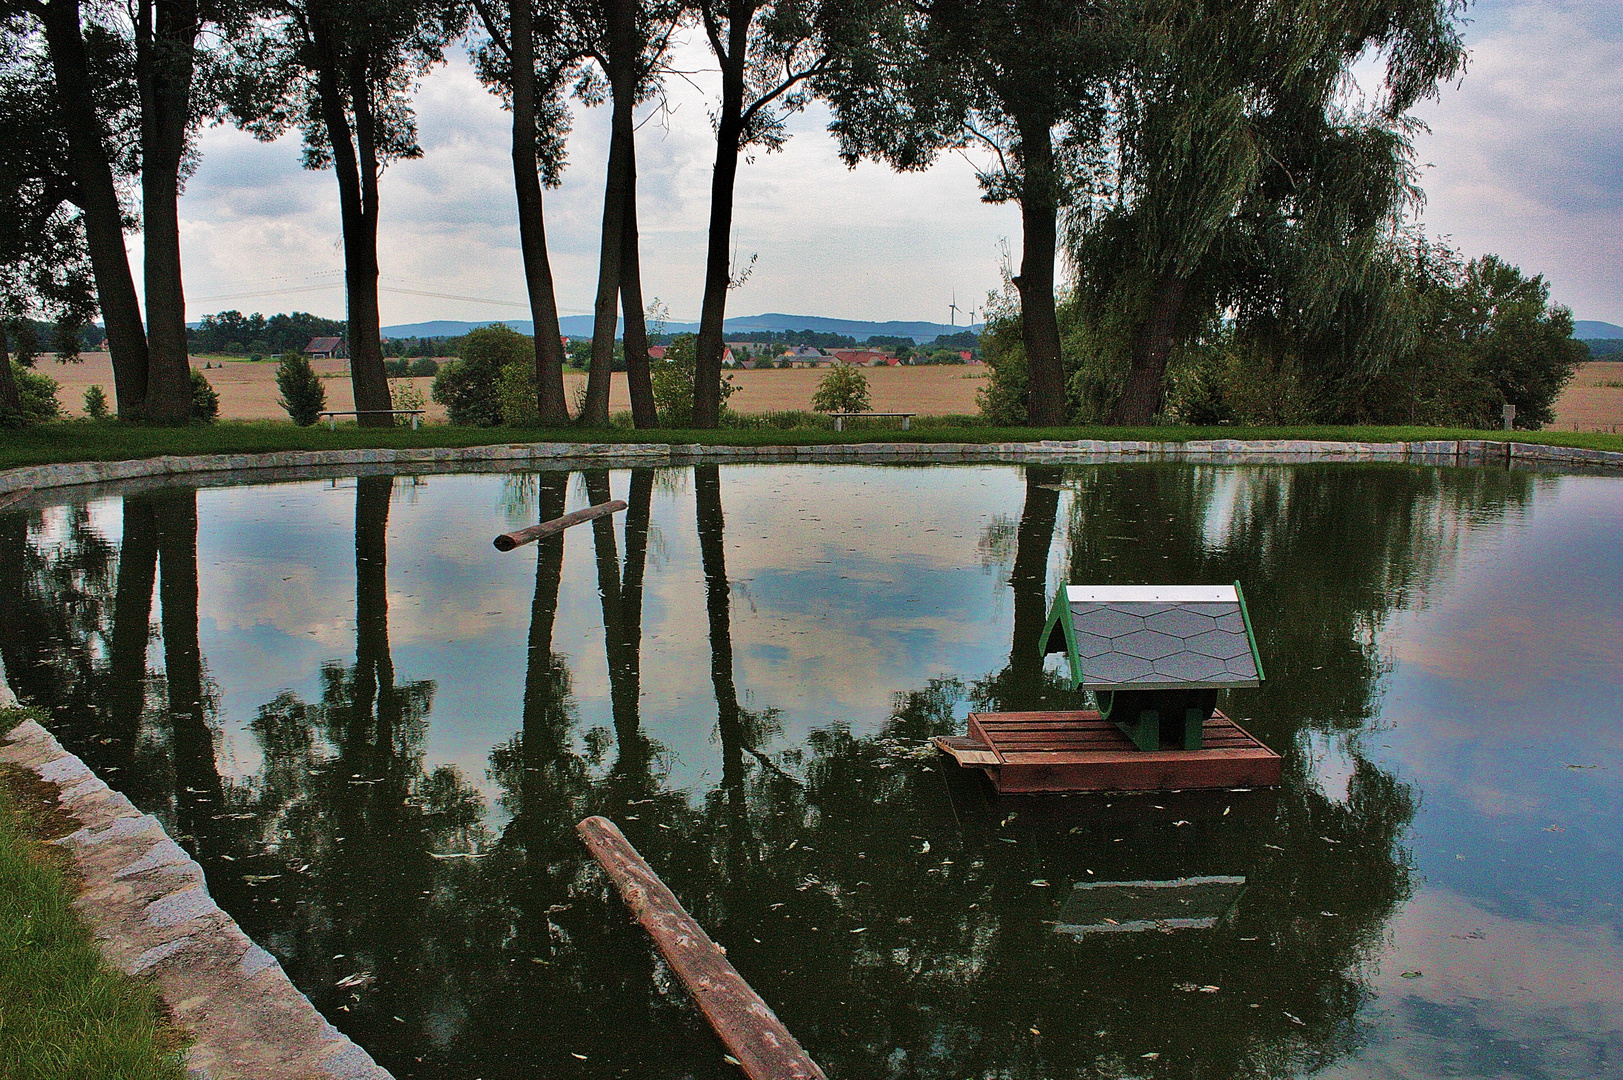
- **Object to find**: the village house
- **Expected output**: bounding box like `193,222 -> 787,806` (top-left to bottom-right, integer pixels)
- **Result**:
304,336 -> 347,360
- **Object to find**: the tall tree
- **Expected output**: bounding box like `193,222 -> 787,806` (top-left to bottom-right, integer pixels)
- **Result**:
5,3 -> 150,417
133,0 -> 212,423
226,0 -> 469,426
1078,0 -> 1466,423
687,0 -> 841,428
567,0 -> 670,427
824,0 -> 1121,426
470,0 -> 575,424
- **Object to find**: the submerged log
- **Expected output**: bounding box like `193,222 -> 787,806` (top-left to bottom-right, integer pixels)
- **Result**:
576,816 -> 827,1080
493,499 -> 626,551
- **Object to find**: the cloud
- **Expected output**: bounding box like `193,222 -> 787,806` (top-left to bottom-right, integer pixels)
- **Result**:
1411,0 -> 1623,322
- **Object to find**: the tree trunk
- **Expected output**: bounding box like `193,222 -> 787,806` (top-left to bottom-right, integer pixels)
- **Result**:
1008,466 -> 1062,680
619,158 -> 657,428
352,475 -> 397,744
1110,273 -> 1188,425
691,16 -> 750,430
310,23 -> 392,428
580,0 -> 639,427
39,0 -> 150,419
104,495 -> 158,773
0,329 -> 19,415
508,0 -> 570,424
154,489 -> 223,859
136,0 -> 199,424
1014,121 -> 1066,427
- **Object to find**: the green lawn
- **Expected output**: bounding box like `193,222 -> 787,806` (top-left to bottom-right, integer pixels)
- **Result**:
2,418 -> 1620,473
0,710 -> 188,1080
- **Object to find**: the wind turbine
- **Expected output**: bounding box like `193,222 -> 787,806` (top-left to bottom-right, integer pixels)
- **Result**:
948,291 -> 962,327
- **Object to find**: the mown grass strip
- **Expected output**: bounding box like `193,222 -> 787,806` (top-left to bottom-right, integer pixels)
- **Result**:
2,419 -> 1620,473
0,708 -> 187,1080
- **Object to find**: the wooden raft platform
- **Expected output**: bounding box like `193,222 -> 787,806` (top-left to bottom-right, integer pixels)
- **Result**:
934,709 -> 1281,794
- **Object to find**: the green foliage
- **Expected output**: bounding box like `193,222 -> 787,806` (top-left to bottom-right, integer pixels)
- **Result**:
433,325 -> 532,426
409,357 -> 440,377
275,353 -> 327,426
2,363 -> 61,427
187,311 -> 346,356
497,360 -> 538,426
189,369 -> 219,423
82,385 -> 109,420
389,378 -> 426,424
652,334 -> 737,425
810,363 -> 872,413
1581,339 -> 1622,359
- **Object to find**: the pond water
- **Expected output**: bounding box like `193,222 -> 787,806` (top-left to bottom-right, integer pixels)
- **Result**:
3,461 -> 1620,1080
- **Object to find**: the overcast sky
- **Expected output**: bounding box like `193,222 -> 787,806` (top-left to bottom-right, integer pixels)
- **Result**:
153,0 -> 1622,329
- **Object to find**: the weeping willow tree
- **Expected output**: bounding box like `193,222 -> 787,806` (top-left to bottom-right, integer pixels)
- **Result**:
1061,0 -> 1467,424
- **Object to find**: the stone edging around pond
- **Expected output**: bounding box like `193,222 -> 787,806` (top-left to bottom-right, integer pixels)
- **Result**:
1,436 -> 1621,495
0,716 -> 392,1080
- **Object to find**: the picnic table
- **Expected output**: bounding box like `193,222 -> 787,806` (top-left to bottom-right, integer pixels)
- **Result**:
829,411 -> 915,432
318,409 -> 425,430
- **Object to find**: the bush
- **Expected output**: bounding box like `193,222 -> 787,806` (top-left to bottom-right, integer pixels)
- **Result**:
390,378 -> 426,424
409,357 -> 440,378
82,384 -> 109,420
384,358 -> 410,377
275,352 -> 327,426
650,334 -> 737,425
432,325 -> 532,426
189,368 -> 219,423
0,362 -> 61,427
497,360 -> 539,426
811,363 -> 872,413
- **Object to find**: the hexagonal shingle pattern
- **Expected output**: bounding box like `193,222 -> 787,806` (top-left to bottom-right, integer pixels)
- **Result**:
1067,599 -> 1259,688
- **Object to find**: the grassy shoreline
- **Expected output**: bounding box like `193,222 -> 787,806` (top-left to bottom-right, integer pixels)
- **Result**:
4,419 -> 1621,473
0,708 -> 188,1079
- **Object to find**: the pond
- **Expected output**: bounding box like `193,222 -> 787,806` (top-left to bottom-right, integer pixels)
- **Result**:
3,461 -> 1620,1080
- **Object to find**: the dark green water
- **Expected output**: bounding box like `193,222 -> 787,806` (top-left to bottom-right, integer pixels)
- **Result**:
3,462 -> 1619,1080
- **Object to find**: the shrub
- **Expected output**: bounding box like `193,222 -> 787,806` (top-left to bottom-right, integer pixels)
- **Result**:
432,325 -> 532,426
497,361 -> 538,426
275,352 -> 327,426
1,362 -> 60,427
82,384 -> 109,420
650,333 -> 737,425
409,357 -> 440,378
811,363 -> 871,413
190,368 -> 219,423
390,378 -> 426,424
384,358 -> 410,377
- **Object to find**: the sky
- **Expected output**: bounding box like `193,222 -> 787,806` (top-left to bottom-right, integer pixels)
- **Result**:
154,0 -> 1623,329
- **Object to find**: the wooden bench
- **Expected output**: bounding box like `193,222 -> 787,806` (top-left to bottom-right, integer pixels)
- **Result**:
829,411 -> 914,432
318,409 -> 425,430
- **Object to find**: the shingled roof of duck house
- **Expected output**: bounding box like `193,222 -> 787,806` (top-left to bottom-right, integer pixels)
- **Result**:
1037,583 -> 1264,692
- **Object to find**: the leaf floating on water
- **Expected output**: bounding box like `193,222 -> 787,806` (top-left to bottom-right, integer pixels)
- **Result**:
1544,825 -> 1565,833
1030,1027 -> 1040,1035
1223,806 -> 1231,816
572,1052 -> 588,1060
920,840 -> 931,854
1199,985 -> 1220,993
1030,879 -> 1051,887
1175,982 -> 1198,992
1284,1011 -> 1305,1026
1400,970 -> 1423,978
723,1055 -> 742,1067
1565,764 -> 1597,769
335,971 -> 373,989
1173,820 -> 1190,826
1141,1052 -> 1160,1060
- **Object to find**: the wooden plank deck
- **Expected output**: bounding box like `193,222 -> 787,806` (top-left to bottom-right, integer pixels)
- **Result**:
934,709 -> 1281,794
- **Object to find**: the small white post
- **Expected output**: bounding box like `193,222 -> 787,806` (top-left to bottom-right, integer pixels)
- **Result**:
1502,404 -> 1516,430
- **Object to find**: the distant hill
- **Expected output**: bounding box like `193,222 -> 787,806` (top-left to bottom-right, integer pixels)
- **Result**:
380,312 -> 982,344
1574,320 -> 1622,339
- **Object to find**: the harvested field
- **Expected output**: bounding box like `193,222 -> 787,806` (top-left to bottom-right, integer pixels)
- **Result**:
40,353 -> 987,421
34,353 -> 1622,430
1550,361 -> 1623,433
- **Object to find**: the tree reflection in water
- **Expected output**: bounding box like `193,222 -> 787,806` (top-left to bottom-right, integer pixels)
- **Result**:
0,463 -> 1542,1080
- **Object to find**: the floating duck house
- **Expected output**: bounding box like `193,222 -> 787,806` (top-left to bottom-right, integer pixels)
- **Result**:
934,582 -> 1282,794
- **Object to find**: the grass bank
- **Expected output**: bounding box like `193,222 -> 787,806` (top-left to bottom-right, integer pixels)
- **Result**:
2,418 -> 1621,473
0,708 -> 187,1080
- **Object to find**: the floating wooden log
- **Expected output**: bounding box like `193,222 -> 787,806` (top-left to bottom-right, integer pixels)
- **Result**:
577,816 -> 827,1080
493,499 -> 626,551
935,709 -> 1282,794
0,487 -> 33,512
